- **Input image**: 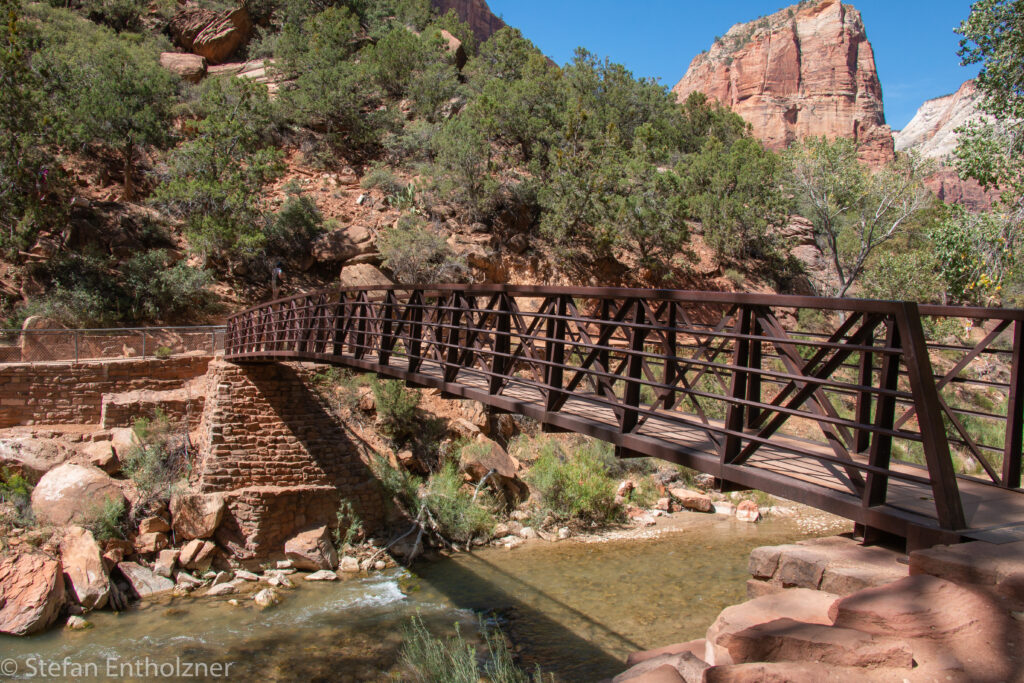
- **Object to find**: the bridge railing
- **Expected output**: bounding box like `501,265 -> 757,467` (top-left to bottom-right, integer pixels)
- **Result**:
0,326 -> 225,364
225,286 -> 1024,533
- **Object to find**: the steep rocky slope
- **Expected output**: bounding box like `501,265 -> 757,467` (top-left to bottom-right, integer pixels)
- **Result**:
672,0 -> 894,167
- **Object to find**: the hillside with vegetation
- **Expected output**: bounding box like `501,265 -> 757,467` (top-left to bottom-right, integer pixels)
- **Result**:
1,0 -> 1022,333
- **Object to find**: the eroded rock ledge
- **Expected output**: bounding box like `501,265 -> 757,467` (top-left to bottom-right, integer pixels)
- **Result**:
613,536 -> 1024,682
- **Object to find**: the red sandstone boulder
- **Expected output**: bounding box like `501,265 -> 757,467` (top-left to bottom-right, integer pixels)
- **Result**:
0,553 -> 65,635
134,532 -> 169,555
436,28 -> 466,69
159,52 -> 207,83
705,588 -> 838,666
59,526 -> 111,611
735,500 -> 760,523
284,526 -> 338,571
170,492 -> 225,540
716,617 -> 912,668
81,441 -> 120,475
30,463 -> 125,526
0,437 -> 77,484
909,539 -> 1024,599
138,516 -> 171,535
169,7 -> 251,65
614,651 -> 708,683
703,661 -> 907,682
668,487 -> 712,513
311,224 -> 375,263
117,561 -> 174,599
626,639 -> 706,667
179,539 -> 218,573
459,438 -> 529,506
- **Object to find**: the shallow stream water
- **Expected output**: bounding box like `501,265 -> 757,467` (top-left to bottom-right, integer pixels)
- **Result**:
0,515 -> 831,681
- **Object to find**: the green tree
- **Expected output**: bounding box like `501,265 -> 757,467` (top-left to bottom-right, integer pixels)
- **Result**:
154,78 -> 284,266
431,116 -> 499,221
378,216 -> 467,284
928,207 -> 1021,304
955,0 -> 1024,233
683,136 -> 790,260
0,0 -> 60,253
785,137 -> 933,298
41,14 -> 177,199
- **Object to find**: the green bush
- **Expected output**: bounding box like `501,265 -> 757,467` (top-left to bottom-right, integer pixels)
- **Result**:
526,441 -> 622,525
0,467 -> 33,526
400,615 -> 543,683
264,187 -> 325,265
378,216 -> 468,284
333,498 -> 363,550
372,379 -> 420,442
122,410 -> 189,513
360,163 -> 407,195
85,497 -> 126,541
424,461 -> 494,543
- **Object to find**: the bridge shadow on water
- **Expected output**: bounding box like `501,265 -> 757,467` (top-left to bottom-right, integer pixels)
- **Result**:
412,550 -> 634,681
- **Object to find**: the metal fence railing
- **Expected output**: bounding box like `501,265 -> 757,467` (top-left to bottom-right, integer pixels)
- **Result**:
0,326 -> 226,364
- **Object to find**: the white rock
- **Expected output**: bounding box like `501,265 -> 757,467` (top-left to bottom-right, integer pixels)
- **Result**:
519,527 -> 537,540
557,527 -> 571,540
305,570 -> 339,581
339,556 -> 360,573
211,571 -> 234,586
253,588 -> 280,609
65,615 -> 92,631
235,570 -> 258,582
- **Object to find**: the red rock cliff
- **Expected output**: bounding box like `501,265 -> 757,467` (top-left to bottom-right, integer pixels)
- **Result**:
430,0 -> 505,43
672,0 -> 894,167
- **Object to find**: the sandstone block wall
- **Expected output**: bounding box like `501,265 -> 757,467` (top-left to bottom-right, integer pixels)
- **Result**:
195,360 -> 385,561
0,356 -> 212,428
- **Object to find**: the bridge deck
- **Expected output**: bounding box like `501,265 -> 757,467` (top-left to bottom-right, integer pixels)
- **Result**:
258,348 -> 1024,545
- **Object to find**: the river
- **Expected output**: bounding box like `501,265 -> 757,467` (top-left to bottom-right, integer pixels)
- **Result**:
0,514 -> 839,681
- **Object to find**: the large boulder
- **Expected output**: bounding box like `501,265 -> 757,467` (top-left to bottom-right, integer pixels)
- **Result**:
909,539 -> 1024,598
668,487 -> 713,513
339,263 -> 392,288
459,438 -> 529,506
30,463 -> 125,526
169,7 -> 251,65
284,526 -> 338,571
170,492 -> 226,540
116,562 -> 174,599
59,526 -> 111,611
0,437 -> 77,484
705,588 -> 838,666
0,553 -> 65,635
311,224 -> 375,263
159,52 -> 207,83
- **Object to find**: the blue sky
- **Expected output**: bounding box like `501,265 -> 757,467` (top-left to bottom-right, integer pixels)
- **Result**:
485,1 -> 981,131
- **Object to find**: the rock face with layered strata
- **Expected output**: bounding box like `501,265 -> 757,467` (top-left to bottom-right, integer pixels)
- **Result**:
672,0 -> 894,167
895,79 -> 986,159
429,0 -> 505,43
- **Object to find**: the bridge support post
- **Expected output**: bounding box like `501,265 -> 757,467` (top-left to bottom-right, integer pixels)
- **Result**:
1003,319 -> 1024,488
621,299 -> 647,434
863,319 -> 899,508
720,306 -> 752,464
406,291 -> 424,374
490,294 -> 511,396
895,303 -> 967,531
544,296 -> 568,412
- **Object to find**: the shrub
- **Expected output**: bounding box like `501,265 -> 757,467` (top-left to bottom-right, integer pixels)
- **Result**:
263,187 -> 325,265
122,410 -> 190,515
333,499 -> 363,550
526,442 -> 622,524
0,467 -> 33,526
361,163 -> 406,196
378,216 -> 468,284
372,379 -> 420,442
154,345 -> 173,360
423,461 -> 494,543
85,497 -> 126,541
400,615 -> 543,683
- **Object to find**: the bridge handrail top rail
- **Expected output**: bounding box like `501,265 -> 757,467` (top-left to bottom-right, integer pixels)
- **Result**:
3,325 -> 227,334
228,285 -> 1024,322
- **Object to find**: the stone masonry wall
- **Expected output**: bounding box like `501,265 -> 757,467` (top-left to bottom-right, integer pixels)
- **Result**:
196,360 -> 385,561
0,355 -> 212,428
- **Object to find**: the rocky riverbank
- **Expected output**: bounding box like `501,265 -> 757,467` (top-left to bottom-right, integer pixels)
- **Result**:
611,536 -> 1024,682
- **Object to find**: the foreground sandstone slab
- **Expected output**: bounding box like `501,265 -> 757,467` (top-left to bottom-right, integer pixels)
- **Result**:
717,617 -> 913,668
170,492 -> 225,540
909,539 -> 1024,599
705,588 -> 838,665
0,553 -> 65,635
